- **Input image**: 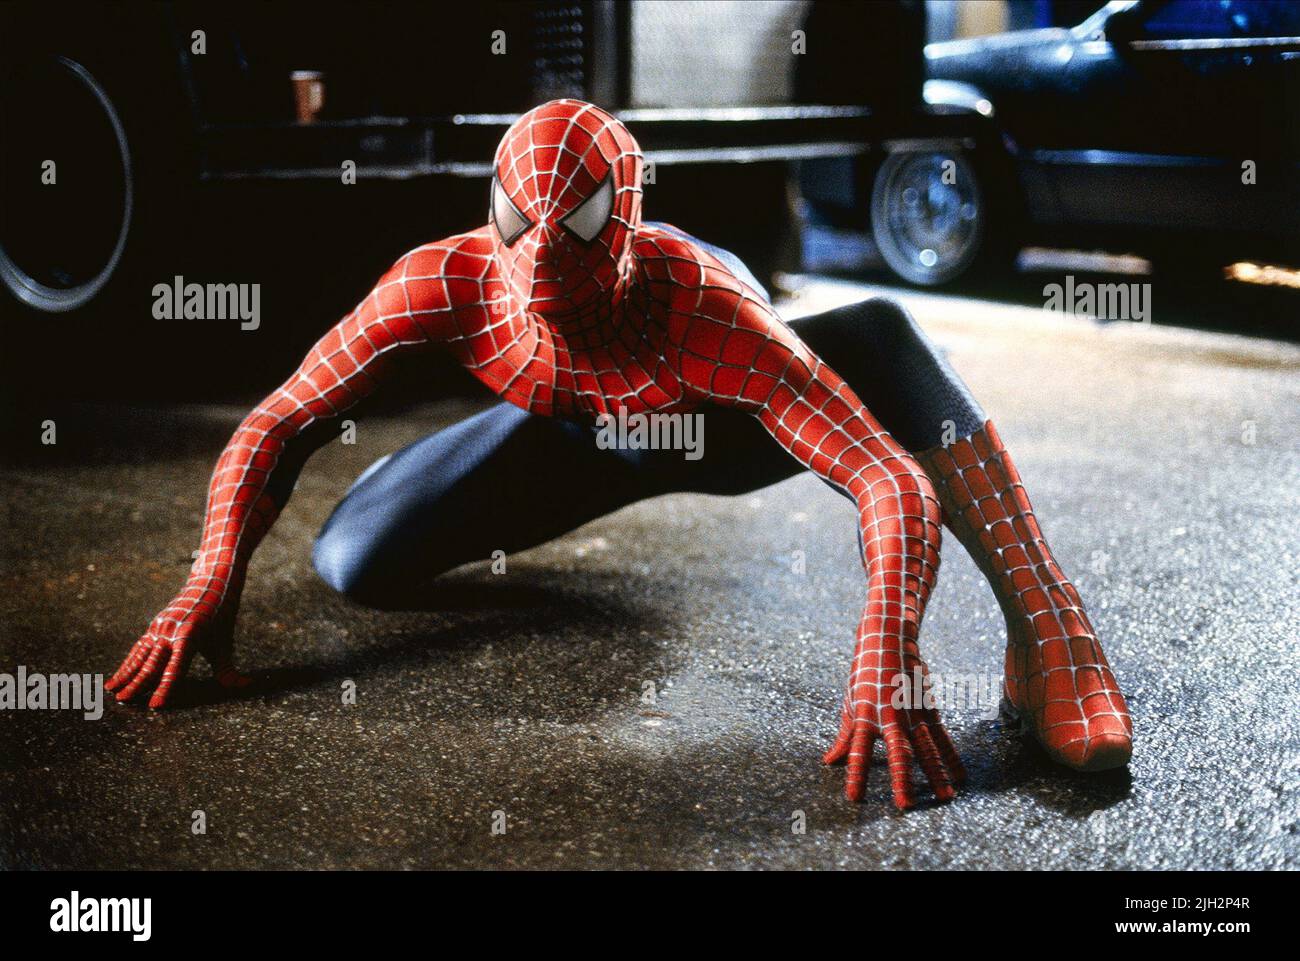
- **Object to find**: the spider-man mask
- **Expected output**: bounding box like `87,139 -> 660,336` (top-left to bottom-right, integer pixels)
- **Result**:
490,100 -> 643,318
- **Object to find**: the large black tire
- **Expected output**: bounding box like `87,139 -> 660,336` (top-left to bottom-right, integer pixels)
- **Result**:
0,3 -> 197,406
0,54 -> 134,314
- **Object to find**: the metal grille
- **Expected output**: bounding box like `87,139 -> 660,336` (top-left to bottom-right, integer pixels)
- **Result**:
531,3 -> 589,101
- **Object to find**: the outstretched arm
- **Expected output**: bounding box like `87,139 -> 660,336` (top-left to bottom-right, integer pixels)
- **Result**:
670,284 -> 964,807
108,249 -> 455,707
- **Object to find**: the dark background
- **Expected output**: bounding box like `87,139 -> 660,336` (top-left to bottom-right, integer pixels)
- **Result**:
1,0 -> 1297,426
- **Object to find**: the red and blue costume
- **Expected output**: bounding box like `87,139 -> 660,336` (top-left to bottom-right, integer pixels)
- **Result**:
108,100 -> 1132,808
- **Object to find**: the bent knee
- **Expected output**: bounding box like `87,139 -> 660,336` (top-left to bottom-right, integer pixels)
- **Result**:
792,298 -> 924,392
312,525 -> 368,601
311,522 -> 400,607
312,506 -> 461,608
820,297 -> 917,348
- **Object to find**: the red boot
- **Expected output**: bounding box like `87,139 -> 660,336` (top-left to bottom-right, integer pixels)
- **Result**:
917,422 -> 1132,770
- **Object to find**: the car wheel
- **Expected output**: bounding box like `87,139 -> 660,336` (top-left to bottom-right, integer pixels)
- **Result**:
0,55 -> 133,313
870,148 -> 989,287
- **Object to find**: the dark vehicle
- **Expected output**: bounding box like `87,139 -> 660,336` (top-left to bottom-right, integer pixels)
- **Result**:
872,0 -> 1300,285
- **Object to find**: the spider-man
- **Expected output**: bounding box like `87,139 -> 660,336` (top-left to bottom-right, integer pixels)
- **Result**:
108,100 -> 1131,808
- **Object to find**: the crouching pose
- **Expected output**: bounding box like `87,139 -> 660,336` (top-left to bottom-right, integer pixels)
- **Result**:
108,100 -> 1131,808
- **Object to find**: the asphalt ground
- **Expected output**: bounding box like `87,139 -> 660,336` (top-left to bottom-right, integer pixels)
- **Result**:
2,278 -> 1298,869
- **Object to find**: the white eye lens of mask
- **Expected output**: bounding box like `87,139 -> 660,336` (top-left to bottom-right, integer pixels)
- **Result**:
560,176 -> 613,243
492,179 -> 530,246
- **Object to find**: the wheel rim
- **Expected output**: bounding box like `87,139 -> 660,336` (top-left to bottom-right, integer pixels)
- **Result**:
873,152 -> 982,285
0,56 -> 133,312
